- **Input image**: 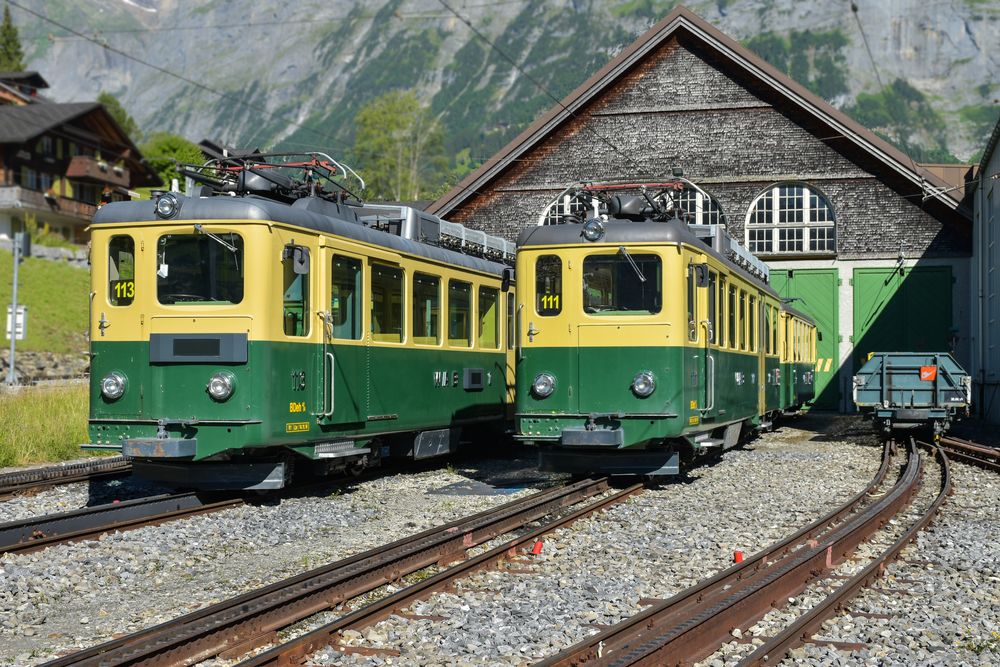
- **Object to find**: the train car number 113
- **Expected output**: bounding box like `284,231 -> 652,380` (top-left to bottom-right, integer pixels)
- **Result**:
112,280 -> 135,299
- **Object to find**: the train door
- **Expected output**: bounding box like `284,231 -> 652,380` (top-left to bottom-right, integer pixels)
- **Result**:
698,265 -> 718,422
315,250 -> 365,427
756,295 -> 765,416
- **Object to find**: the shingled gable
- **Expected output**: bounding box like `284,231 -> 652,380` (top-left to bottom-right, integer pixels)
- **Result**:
427,5 -> 968,221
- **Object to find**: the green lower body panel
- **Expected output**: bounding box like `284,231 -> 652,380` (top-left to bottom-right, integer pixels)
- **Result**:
89,340 -> 507,463
516,344 -> 761,458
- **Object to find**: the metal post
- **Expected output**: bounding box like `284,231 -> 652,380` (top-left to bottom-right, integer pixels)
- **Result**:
6,231 -> 21,385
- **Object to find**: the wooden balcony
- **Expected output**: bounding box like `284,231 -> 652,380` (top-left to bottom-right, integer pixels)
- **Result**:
65,155 -> 130,188
0,186 -> 97,222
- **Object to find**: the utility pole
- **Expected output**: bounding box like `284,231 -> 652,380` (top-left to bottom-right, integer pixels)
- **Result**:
6,231 -> 28,385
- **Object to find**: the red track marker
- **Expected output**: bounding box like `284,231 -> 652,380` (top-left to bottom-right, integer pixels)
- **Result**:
734,550 -> 744,563
531,540 -> 544,555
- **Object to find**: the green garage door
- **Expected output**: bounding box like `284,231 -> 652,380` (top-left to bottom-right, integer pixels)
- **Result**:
770,269 -> 840,410
853,266 -> 953,373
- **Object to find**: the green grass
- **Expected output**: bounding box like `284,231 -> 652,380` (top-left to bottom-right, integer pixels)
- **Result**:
0,249 -> 90,354
0,384 -> 90,466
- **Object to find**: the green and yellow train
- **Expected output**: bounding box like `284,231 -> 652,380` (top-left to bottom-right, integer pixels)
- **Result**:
85,153 -> 516,489
514,182 -> 816,475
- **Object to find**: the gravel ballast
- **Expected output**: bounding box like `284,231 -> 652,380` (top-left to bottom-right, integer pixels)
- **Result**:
4,418 -> 998,666
301,419 -> 883,666
0,458 -> 540,666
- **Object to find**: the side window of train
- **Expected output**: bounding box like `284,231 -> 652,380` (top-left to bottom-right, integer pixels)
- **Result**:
412,273 -> 441,345
371,263 -> 404,343
749,296 -> 757,352
738,290 -> 747,351
282,245 -> 310,337
536,255 -> 562,316
108,235 -> 135,306
448,280 -> 472,347
718,276 -> 726,348
771,307 -> 778,355
506,292 -> 516,350
331,256 -> 362,340
707,271 -> 717,344
728,284 -> 737,349
478,286 -> 500,349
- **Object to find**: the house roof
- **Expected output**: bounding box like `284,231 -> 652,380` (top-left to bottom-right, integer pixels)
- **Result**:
0,102 -> 160,186
428,5 -> 967,220
0,102 -> 101,143
0,70 -> 49,89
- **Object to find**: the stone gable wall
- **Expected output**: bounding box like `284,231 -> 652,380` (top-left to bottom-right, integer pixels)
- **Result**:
446,39 -> 969,260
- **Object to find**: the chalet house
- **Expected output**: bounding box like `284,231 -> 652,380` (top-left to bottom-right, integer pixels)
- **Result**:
0,72 -> 159,243
428,5 -> 972,412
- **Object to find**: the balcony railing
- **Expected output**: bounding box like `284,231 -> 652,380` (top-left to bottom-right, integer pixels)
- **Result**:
0,186 -> 97,221
65,155 -> 131,188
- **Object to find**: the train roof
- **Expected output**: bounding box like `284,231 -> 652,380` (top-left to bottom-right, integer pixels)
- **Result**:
93,194 -> 510,278
517,217 -> 784,302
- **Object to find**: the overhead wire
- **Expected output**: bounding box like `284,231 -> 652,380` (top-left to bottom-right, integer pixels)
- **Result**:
8,0 -> 344,151
46,0 -> 535,38
849,0 -> 928,194
435,0 -> 655,183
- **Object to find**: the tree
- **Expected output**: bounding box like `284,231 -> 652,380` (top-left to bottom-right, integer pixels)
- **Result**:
0,3 -> 25,72
140,132 -> 204,188
98,91 -> 141,142
352,90 -> 448,201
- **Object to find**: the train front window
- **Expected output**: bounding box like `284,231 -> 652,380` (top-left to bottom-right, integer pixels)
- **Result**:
108,235 -> 135,306
156,233 -> 244,305
535,255 -> 562,316
582,253 -> 661,315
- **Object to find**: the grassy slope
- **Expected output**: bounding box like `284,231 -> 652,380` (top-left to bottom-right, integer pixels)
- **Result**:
0,250 -> 90,354
0,384 -> 89,465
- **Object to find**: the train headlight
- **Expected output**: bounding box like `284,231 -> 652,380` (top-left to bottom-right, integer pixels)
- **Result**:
100,371 -> 127,401
581,218 -> 605,242
154,192 -> 179,219
207,371 -> 236,401
532,372 -> 556,398
631,371 -> 656,397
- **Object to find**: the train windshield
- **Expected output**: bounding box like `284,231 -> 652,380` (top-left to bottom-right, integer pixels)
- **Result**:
156,232 -> 244,305
582,253 -> 661,315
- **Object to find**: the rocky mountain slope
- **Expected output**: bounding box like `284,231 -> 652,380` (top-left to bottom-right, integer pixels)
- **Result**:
16,0 -> 1000,165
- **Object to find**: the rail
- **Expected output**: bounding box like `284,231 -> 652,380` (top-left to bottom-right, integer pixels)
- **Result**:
237,481 -> 643,666
938,435 -> 1000,473
741,439 -> 951,664
0,491 -> 243,556
45,478 -> 616,666
0,456 -> 131,501
535,439 -> 923,666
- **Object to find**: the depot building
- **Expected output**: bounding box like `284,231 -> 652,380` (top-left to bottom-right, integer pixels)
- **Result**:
427,5 -> 972,412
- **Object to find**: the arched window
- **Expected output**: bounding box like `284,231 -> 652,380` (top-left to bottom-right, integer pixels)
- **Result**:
539,187 -> 724,226
745,183 -> 836,255
663,187 -> 724,225
540,194 -> 598,225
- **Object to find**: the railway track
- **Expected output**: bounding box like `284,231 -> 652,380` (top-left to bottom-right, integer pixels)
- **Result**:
0,456 -> 132,501
0,491 -> 244,556
44,476 -> 630,667
533,438 -> 949,667
938,435 -> 1000,473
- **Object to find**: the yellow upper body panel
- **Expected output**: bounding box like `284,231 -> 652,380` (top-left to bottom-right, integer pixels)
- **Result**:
90,219 -> 511,350
516,240 -> 778,354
